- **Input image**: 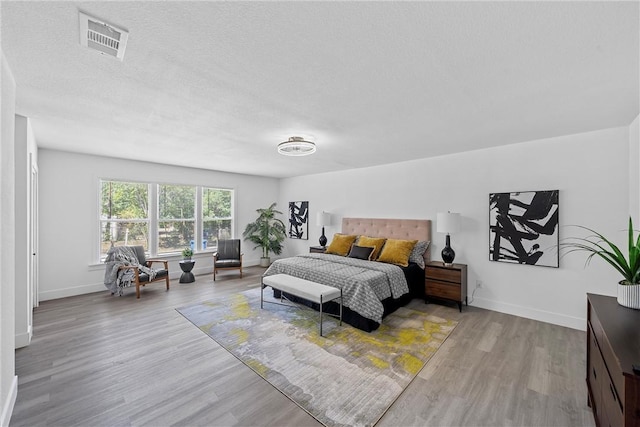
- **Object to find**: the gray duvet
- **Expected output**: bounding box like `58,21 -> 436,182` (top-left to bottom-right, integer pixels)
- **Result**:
263,253 -> 409,323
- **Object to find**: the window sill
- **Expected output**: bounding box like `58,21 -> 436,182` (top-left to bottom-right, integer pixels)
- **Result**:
91,250 -> 216,269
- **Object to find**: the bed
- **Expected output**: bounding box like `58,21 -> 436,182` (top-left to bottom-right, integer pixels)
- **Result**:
263,217 -> 431,332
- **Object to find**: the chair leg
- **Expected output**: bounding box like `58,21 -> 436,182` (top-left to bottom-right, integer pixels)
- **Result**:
165,275 -> 170,291
240,266 -> 243,278
136,282 -> 141,299
213,267 -> 216,281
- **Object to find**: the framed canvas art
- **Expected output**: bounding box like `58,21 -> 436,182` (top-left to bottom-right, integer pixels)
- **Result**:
489,190 -> 559,267
288,201 -> 309,240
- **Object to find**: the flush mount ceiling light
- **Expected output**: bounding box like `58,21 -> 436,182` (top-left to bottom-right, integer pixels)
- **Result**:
277,136 -> 316,156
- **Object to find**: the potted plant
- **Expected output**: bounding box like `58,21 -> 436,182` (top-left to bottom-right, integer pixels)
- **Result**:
563,217 -> 640,309
243,202 -> 286,267
181,247 -> 193,261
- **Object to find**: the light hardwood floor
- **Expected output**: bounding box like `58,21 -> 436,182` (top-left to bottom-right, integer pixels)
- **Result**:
11,266 -> 595,426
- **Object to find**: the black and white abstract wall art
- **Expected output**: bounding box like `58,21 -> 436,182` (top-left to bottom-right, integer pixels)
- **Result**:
489,190 -> 559,267
288,201 -> 309,240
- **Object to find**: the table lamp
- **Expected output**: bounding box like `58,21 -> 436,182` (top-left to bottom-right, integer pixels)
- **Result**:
437,211 -> 460,266
317,211 -> 331,247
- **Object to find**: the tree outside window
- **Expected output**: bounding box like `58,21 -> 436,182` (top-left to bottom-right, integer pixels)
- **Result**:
158,184 -> 195,254
203,187 -> 232,249
98,180 -> 233,260
100,180 -> 149,258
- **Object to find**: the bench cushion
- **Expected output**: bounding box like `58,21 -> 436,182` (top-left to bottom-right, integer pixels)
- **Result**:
263,274 -> 341,304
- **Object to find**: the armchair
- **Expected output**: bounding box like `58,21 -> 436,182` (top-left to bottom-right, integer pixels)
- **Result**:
105,245 -> 170,298
213,239 -> 243,281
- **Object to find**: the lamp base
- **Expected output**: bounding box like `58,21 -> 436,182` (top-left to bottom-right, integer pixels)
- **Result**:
319,226 -> 327,247
441,234 -> 456,265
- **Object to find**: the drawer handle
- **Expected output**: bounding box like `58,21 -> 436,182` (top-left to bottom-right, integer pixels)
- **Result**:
592,367 -> 597,379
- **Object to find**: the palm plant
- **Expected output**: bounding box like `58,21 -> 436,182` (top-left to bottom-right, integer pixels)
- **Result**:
563,217 -> 640,285
242,202 -> 287,260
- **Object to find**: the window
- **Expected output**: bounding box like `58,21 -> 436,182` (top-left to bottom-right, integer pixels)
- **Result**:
100,180 -> 149,259
203,187 -> 233,249
99,180 -> 233,260
158,184 -> 195,255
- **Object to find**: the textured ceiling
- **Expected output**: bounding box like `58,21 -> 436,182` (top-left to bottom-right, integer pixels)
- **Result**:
1,1 -> 638,178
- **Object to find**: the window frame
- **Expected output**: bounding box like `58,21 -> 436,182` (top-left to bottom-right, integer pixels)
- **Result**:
157,183 -> 196,255
98,179 -> 235,262
201,186 -> 235,250
98,179 -> 151,260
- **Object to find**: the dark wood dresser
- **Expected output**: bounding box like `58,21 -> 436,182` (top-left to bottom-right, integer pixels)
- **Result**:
587,293 -> 640,427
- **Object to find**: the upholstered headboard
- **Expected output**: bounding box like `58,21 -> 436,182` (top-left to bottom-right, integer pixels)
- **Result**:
341,217 -> 431,264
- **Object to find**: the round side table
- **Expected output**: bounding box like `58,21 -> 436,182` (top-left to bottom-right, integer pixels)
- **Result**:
179,260 -> 195,283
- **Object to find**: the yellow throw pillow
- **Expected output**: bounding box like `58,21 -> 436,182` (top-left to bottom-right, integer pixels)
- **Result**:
356,236 -> 387,260
325,234 -> 358,256
377,239 -> 418,267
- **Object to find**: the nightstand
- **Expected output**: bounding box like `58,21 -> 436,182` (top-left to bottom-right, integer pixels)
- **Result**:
425,261 -> 467,312
309,246 -> 326,254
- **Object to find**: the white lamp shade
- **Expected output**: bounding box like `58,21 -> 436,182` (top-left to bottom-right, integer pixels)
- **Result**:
316,211 -> 331,227
437,212 -> 460,234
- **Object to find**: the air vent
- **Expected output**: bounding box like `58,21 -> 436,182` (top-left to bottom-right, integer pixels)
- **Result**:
79,11 -> 128,61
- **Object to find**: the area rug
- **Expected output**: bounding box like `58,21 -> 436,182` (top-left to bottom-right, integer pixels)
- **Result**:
177,288 -> 457,427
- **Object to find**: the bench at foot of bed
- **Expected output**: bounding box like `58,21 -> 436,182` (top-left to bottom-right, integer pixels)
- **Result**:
261,273 -> 342,337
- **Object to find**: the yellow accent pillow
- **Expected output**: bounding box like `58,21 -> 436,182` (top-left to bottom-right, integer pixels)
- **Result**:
325,234 -> 358,256
377,239 -> 418,267
356,236 -> 387,260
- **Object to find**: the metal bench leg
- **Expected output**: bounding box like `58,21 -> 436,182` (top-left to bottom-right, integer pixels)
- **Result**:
319,295 -> 323,337
260,278 -> 264,309
339,289 -> 343,326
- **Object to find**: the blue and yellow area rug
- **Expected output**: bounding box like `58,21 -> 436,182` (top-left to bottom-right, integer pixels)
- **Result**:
177,288 -> 457,427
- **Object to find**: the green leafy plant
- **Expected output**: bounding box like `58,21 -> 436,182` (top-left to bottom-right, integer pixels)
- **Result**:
242,202 -> 286,259
181,247 -> 193,258
563,217 -> 640,285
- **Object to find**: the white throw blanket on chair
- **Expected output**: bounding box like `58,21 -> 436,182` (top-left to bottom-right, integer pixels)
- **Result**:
104,246 -> 157,296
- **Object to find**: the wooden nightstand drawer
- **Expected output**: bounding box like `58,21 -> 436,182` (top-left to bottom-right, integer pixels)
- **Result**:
309,246 -> 326,254
425,267 -> 461,283
424,262 -> 467,312
426,280 -> 461,300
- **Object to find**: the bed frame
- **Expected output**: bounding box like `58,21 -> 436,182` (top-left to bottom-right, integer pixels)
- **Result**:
273,217 -> 432,332
269,217 -> 432,331
341,217 -> 431,265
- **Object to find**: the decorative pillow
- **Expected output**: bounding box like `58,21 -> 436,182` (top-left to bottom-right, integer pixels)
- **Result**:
409,240 -> 431,269
377,239 -> 418,267
347,245 -> 375,261
356,236 -> 387,260
325,233 -> 358,256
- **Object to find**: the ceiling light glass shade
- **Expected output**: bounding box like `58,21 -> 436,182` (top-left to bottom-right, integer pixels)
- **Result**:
278,136 -> 316,156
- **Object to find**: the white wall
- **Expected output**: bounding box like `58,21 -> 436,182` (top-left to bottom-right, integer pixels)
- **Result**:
629,114 -> 639,222
1,52 -> 18,427
38,149 -> 279,301
280,126 -> 630,330
14,115 -> 37,349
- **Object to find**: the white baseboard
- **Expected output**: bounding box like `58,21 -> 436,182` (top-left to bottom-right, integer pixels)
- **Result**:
15,326 -> 32,349
41,259 -> 262,301
472,296 -> 586,331
0,375 -> 17,427
39,282 -> 106,301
